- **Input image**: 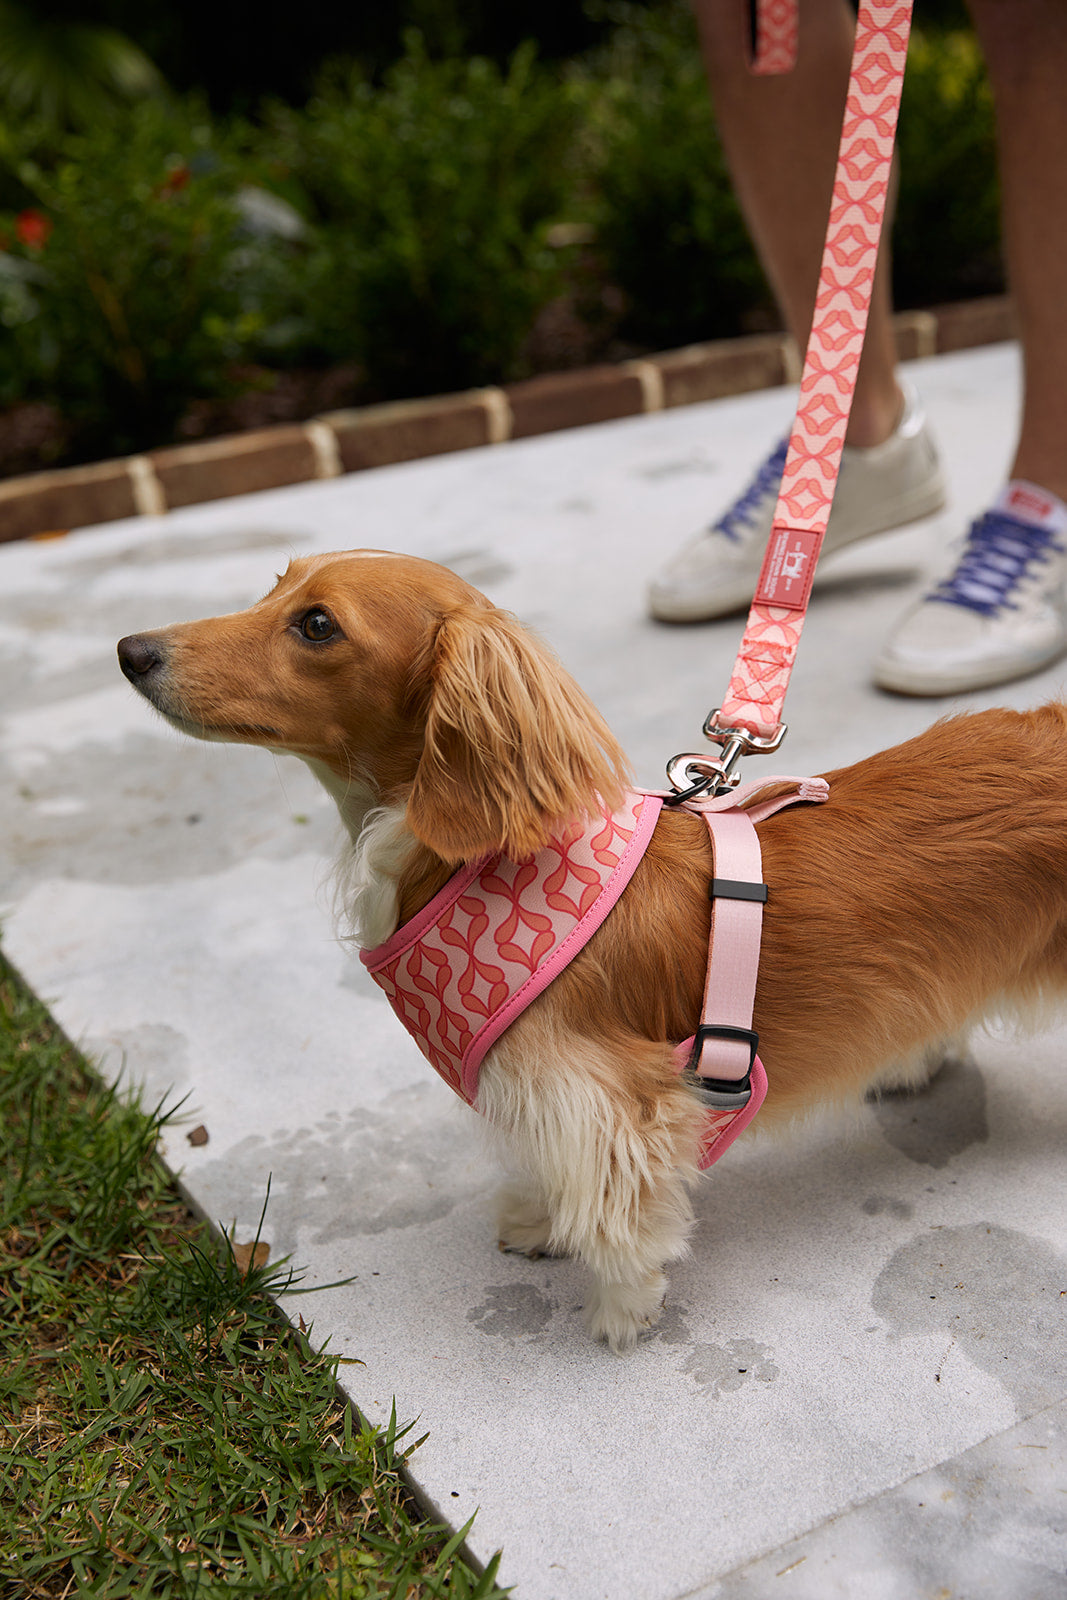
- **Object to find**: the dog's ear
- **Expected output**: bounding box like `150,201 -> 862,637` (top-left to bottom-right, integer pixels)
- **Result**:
406,605 -> 631,863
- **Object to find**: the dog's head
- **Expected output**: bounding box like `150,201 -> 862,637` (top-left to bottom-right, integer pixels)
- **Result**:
118,549 -> 629,863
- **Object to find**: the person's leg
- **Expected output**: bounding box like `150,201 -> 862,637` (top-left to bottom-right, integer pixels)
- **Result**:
968,0 -> 1067,502
694,0 -> 900,448
874,0 -> 1067,694
648,0 -> 945,624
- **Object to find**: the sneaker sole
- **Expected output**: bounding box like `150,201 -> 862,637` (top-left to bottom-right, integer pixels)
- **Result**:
874,641 -> 1067,696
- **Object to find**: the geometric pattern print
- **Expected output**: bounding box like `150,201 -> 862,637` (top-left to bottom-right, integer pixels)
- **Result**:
750,0 -> 798,75
362,793 -> 652,1106
723,0 -> 913,738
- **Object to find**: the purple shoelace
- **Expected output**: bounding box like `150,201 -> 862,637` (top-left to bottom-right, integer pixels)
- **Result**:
715,438 -> 789,541
928,510 -> 1064,617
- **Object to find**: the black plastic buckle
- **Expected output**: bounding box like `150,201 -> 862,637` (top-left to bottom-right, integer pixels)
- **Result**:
683,1024 -> 758,1109
709,877 -> 768,904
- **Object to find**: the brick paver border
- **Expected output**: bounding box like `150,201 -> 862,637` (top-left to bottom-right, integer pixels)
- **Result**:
0,297 -> 1014,543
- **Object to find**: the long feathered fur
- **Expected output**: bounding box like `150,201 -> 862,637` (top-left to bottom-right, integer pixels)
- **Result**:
118,551 -> 1067,1351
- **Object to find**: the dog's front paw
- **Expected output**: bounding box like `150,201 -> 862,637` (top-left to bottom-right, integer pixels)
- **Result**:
584,1273 -> 668,1354
496,1185 -> 560,1259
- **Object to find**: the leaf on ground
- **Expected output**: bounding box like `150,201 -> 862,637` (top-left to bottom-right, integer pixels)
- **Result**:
231,1239 -> 270,1274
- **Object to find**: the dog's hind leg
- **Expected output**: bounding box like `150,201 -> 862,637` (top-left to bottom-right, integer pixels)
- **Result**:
865,1034 -> 968,1099
479,1019 -> 704,1352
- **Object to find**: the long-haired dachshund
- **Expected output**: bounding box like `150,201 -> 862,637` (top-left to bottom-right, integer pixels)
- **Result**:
118,550 -> 1067,1350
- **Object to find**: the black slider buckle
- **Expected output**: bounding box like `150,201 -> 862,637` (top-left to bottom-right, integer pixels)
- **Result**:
682,1024 -> 758,1109
710,877 -> 768,904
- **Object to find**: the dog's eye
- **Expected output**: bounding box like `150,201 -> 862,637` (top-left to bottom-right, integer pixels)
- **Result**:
299,608 -> 336,642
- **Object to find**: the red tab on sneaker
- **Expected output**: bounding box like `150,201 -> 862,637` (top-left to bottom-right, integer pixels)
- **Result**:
996,479 -> 1067,537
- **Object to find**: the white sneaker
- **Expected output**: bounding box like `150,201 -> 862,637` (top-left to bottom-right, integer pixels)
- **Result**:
647,383 -> 946,622
874,495 -> 1067,695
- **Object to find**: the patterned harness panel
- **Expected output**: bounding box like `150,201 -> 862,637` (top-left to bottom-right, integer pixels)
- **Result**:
361,792 -> 662,1106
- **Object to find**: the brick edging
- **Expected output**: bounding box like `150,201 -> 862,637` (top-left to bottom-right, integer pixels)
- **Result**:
0,296 -> 1016,544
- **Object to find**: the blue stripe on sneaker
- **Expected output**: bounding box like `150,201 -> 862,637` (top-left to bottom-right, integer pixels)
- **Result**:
716,439 -> 789,542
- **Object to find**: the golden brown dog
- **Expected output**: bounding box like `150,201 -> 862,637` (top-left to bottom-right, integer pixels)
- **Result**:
118,550 -> 1067,1349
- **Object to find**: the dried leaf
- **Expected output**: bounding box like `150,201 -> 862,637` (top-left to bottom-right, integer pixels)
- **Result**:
231,1239 -> 270,1274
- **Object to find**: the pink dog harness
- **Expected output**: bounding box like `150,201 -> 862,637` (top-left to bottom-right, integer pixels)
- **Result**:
361,777 -> 827,1170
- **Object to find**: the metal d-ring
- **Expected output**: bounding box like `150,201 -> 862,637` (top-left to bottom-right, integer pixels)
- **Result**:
665,711 -> 789,804
664,752 -> 740,804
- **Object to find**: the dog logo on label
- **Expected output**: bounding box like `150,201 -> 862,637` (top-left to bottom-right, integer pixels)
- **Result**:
781,545 -> 807,583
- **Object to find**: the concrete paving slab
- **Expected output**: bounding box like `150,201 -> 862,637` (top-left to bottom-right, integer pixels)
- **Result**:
3,343 -> 1066,1598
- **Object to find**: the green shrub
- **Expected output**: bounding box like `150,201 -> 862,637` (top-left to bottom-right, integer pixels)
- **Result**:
893,27 -> 1001,307
261,35 -> 580,397
0,100 -> 269,454
0,9 -> 1006,470
575,2 -> 774,351
580,6 -> 1001,353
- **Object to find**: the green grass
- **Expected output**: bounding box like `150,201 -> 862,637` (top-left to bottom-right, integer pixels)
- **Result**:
0,953 -> 508,1598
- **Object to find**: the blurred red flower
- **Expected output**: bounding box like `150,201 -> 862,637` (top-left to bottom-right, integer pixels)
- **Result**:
157,164 -> 192,199
15,209 -> 52,249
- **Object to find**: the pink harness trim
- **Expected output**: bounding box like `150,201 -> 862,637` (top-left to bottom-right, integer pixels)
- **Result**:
361,778 -> 828,1169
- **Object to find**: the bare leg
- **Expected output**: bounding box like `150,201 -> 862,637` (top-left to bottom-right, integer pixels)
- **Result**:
967,0 -> 1067,503
648,0 -> 945,625
692,0 -> 901,447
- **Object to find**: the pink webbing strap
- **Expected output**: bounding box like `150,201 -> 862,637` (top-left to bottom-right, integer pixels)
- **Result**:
693,805 -> 765,1082
672,775 -> 829,1169
684,774 -> 829,1084
720,0 -> 913,740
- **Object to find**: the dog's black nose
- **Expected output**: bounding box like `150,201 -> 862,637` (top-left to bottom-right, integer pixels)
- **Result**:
117,634 -> 164,682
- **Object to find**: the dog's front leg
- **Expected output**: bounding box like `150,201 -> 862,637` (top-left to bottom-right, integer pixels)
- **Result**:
479,1021 -> 703,1353
497,1178 -> 559,1258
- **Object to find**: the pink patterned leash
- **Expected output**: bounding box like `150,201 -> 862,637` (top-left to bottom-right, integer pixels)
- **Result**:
668,0 -> 913,801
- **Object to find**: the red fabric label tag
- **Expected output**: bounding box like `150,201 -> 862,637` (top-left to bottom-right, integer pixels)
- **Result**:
754,525 -> 823,610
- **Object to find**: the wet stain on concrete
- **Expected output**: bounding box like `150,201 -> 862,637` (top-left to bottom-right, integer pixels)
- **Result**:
683,1337 -> 779,1398
191,1083 -> 494,1245
871,1056 -> 988,1168
862,1195 -> 914,1219
98,1021 -> 190,1095
466,1283 -> 556,1339
56,525 -> 310,582
0,647 -> 118,713
0,595 -> 265,686
338,960 -> 395,1004
651,1300 -> 697,1348
652,1302 -> 779,1397
637,457 -> 721,482
0,735 -> 336,900
439,549 -> 515,590
871,1222 -> 1067,1411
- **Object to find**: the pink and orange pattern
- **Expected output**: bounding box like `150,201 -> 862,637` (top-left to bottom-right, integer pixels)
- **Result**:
750,0 -> 798,74
362,793 -> 662,1105
722,0 -> 913,738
